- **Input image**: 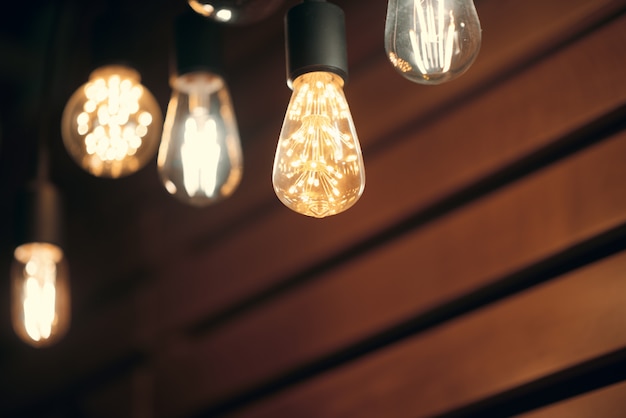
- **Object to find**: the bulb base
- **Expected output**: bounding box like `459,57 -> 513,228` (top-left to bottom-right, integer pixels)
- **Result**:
285,1 -> 348,88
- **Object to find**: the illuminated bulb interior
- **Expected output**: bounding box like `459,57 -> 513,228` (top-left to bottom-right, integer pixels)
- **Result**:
62,65 -> 162,178
273,72 -> 365,218
385,0 -> 481,84
158,72 -> 243,206
12,243 -> 69,345
408,0 -> 457,75
181,114 -> 221,197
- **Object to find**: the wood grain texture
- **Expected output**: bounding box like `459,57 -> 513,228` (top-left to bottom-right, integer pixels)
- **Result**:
227,250 -> 626,418
155,122 -> 626,416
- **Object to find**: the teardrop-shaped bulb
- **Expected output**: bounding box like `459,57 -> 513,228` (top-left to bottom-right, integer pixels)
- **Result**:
385,0 -> 481,84
11,243 -> 71,347
158,72 -> 243,207
272,72 -> 365,218
61,65 -> 163,178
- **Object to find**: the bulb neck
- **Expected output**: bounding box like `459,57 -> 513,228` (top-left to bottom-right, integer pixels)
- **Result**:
14,181 -> 64,249
285,0 -> 348,88
174,10 -> 223,77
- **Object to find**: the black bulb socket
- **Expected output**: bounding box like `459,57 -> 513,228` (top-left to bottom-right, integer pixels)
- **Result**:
285,0 -> 348,88
174,10 -> 223,76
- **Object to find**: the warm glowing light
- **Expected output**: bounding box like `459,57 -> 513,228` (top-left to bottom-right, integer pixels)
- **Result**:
11,243 -> 70,347
158,72 -> 243,206
62,65 -> 162,178
273,72 -> 365,218
187,0 -> 285,25
385,0 -> 481,84
215,8 -> 233,21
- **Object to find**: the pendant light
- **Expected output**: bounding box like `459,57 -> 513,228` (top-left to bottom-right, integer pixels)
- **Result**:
272,0 -> 365,218
384,0 -> 481,84
12,181 -> 71,347
11,1 -> 72,347
187,0 -> 285,25
157,11 -> 243,207
60,4 -> 163,178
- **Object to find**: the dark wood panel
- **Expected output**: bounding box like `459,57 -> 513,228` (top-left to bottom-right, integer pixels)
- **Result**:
154,13 -> 626,335
155,124 -> 626,417
225,250 -> 626,418
516,381 -> 626,418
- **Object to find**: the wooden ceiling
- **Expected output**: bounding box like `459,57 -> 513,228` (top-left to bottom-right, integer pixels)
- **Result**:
1,0 -> 626,417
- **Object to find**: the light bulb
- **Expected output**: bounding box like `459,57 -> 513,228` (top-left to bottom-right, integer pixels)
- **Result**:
61,65 -> 163,178
188,0 -> 284,25
11,243 -> 70,347
385,0 -> 481,84
158,72 -> 243,206
273,71 -> 365,218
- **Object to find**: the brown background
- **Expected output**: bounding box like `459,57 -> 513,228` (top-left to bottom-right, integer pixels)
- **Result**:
1,0 -> 626,417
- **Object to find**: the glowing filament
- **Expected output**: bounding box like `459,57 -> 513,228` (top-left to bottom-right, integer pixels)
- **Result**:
410,0 -> 458,75
12,243 -> 69,345
384,0 -> 481,84
273,72 -> 365,218
62,65 -> 162,178
181,112 -> 221,197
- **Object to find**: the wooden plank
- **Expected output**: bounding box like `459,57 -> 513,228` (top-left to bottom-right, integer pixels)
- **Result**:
516,381 -> 626,418
224,250 -> 626,418
154,122 -> 626,417
154,12 -> 626,335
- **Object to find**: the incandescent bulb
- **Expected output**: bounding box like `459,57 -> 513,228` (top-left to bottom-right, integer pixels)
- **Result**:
385,0 -> 481,84
158,72 -> 243,206
61,65 -> 163,178
273,71 -> 365,218
188,0 -> 284,25
11,243 -> 70,347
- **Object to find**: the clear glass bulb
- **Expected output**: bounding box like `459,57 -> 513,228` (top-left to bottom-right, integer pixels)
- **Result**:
385,0 -> 481,84
11,243 -> 70,347
158,72 -> 243,207
273,72 -> 365,218
61,65 -> 163,178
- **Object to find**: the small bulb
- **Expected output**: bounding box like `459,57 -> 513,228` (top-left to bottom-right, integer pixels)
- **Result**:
385,0 -> 481,84
188,0 -> 285,25
273,72 -> 365,218
158,72 -> 243,206
61,65 -> 163,178
11,243 -> 70,347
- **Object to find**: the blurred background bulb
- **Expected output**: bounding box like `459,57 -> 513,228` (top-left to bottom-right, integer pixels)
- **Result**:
158,72 -> 243,206
188,0 -> 285,25
11,182 -> 70,348
61,65 -> 163,178
273,71 -> 365,218
385,0 -> 481,84
11,243 -> 70,347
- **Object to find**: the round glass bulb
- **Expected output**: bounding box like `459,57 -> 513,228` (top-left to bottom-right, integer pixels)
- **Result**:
385,0 -> 481,84
188,0 -> 285,25
158,72 -> 243,207
273,72 -> 365,218
61,65 -> 163,178
11,243 -> 71,347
